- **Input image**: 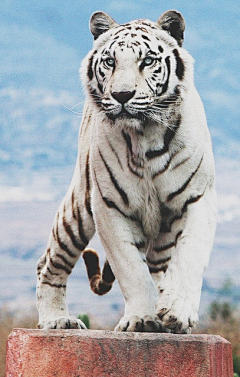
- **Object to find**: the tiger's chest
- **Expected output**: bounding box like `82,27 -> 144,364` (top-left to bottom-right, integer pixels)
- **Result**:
91,120 -> 188,238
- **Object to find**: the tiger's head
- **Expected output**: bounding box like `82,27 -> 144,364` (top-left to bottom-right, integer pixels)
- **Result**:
82,10 -> 193,128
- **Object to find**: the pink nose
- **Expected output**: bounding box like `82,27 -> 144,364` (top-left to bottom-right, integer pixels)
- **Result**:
111,91 -> 135,104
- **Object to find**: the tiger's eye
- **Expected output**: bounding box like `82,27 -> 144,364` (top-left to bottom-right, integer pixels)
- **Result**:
105,57 -> 115,67
143,57 -> 154,66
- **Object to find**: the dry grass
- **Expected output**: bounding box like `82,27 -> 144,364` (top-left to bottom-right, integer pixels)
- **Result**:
197,315 -> 240,356
0,307 -> 38,377
197,312 -> 240,375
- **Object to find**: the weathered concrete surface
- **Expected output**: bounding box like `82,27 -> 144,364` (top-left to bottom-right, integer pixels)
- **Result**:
6,329 -> 233,377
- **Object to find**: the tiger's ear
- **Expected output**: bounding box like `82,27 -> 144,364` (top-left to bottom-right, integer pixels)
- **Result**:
157,10 -> 185,47
90,11 -> 117,40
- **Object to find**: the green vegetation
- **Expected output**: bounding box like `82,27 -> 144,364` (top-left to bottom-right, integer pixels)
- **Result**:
78,313 -> 90,329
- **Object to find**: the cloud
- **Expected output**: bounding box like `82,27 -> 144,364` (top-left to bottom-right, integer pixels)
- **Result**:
108,1 -> 142,12
204,90 -> 240,113
0,185 -> 54,202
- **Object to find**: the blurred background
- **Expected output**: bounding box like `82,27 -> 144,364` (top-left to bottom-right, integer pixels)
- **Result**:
0,0 -> 240,375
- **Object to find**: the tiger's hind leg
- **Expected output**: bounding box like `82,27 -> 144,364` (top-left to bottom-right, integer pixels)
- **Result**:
36,189 -> 95,329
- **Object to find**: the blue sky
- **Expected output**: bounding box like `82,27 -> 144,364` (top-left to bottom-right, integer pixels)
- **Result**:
1,0 -> 239,196
1,0 -> 239,142
0,0 -> 240,315
0,0 -> 240,201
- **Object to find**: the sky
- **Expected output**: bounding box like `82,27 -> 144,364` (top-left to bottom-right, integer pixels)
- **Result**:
1,0 -> 240,237
0,0 -> 239,315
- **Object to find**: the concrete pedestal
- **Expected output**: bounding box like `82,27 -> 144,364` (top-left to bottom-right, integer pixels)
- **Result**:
6,329 -> 233,377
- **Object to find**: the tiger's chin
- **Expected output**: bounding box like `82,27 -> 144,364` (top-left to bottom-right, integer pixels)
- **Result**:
106,109 -> 145,131
113,116 -> 144,132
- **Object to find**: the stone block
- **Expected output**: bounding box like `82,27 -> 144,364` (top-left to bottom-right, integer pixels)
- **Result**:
6,329 -> 233,376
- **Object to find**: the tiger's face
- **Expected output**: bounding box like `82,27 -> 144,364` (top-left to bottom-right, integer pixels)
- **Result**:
83,11 -> 190,126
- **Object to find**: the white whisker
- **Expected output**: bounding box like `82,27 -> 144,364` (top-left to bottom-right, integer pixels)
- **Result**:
60,102 -> 83,116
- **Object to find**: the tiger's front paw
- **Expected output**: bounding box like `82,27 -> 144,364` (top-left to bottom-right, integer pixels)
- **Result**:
157,300 -> 198,334
114,315 -> 164,332
38,316 -> 87,330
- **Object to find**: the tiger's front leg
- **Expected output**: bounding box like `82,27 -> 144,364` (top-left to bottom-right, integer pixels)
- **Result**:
36,189 -> 95,329
152,190 -> 217,333
93,188 -> 162,332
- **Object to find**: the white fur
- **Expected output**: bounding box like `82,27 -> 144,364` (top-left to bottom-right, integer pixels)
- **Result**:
37,13 -> 217,333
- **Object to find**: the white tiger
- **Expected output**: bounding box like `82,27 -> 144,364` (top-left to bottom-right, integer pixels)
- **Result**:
37,10 -> 217,333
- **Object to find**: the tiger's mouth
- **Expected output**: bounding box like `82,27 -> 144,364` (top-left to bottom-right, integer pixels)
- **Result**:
106,106 -> 145,122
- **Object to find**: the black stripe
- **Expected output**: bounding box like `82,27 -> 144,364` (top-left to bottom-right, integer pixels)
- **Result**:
147,256 -> 171,266
85,151 -> 93,217
167,156 -> 203,201
49,255 -> 72,275
94,59 -> 103,93
154,231 -> 182,253
183,193 -> 205,211
77,206 -> 89,245
145,78 -> 154,92
56,251 -> 75,269
143,41 -> 150,49
130,46 -> 136,54
149,265 -> 168,273
149,50 -> 157,56
173,49 -> 185,80
154,241 -> 175,253
153,149 -> 182,178
71,191 -> 77,220
127,151 -> 143,178
161,56 -> 171,95
93,168 -> 140,226
98,67 -> 105,78
114,28 -> 126,35
171,155 -> 190,170
146,114 -> 181,160
109,40 -> 117,50
37,255 -> 46,274
89,88 -> 101,109
63,206 -> 86,251
141,34 -> 150,41
56,218 -> 81,258
94,168 -> 127,217
47,266 -> 60,276
134,241 -> 146,249
152,157 -> 171,178
122,130 -> 132,154
52,226 -> 57,242
171,156 -> 190,171
106,137 -> 123,170
99,149 -> 129,206
87,51 -> 96,80
153,65 -> 162,74
164,192 -> 205,232
42,281 -> 66,289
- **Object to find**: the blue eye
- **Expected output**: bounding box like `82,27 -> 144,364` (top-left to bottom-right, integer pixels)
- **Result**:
105,57 -> 115,67
143,57 -> 154,66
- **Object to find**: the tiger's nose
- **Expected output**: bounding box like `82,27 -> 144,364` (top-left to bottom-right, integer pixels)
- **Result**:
111,90 -> 135,104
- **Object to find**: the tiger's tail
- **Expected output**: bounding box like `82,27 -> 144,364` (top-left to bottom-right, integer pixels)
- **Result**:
82,249 -> 115,295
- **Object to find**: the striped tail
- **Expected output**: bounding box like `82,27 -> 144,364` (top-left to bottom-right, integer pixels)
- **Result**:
82,249 -> 115,295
